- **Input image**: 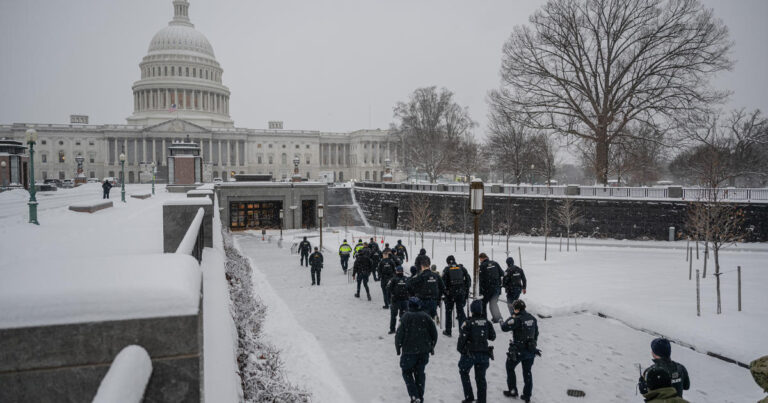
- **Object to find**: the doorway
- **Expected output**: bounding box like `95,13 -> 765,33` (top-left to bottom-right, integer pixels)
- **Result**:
302,199 -> 316,229
229,200 -> 283,230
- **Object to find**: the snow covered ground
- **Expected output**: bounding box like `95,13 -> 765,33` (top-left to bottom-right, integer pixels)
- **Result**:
233,228 -> 766,403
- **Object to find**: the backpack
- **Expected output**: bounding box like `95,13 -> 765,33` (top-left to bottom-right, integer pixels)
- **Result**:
467,318 -> 491,352
447,265 -> 465,288
380,261 -> 395,278
391,277 -> 409,299
521,315 -> 538,351
424,273 -> 440,299
487,262 -> 502,288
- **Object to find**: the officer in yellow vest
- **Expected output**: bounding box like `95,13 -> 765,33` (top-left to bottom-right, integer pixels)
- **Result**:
339,239 -> 353,274
353,239 -> 365,257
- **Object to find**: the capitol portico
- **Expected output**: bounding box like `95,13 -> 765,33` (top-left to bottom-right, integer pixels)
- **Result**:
0,0 -> 403,184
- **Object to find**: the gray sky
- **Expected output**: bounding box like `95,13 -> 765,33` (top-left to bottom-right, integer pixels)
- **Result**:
1,0 -> 766,136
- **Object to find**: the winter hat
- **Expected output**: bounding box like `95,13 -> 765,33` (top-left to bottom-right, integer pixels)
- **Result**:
651,338 -> 671,358
303,236 -> 307,240
512,299 -> 526,312
398,239 -> 402,243
395,265 -> 404,272
419,248 -> 427,255
645,366 -> 672,390
470,300 -> 483,315
408,297 -> 422,311
343,239 -> 347,242
506,257 -> 515,267
446,255 -> 456,265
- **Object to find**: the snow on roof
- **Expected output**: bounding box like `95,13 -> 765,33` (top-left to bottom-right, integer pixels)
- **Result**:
187,189 -> 213,195
163,198 -> 212,206
0,253 -> 201,329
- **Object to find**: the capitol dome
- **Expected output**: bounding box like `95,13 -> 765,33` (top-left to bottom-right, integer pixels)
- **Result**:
127,0 -> 234,128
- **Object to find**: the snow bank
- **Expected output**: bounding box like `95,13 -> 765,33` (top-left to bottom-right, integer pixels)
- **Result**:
92,345 -> 152,403
0,253 -> 201,329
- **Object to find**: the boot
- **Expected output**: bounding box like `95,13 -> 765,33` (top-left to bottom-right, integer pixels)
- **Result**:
442,330 -> 451,337
367,293 -> 371,301
461,399 -> 475,403
354,293 -> 360,298
388,330 -> 395,334
503,389 -> 518,398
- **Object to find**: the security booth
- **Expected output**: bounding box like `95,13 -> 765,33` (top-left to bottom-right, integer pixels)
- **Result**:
0,139 -> 29,189
167,137 -> 202,185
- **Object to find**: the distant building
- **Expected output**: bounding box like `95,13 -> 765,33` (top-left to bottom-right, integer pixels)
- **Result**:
0,0 -> 403,184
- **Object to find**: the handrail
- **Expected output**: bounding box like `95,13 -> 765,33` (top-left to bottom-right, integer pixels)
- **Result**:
176,207 -> 205,262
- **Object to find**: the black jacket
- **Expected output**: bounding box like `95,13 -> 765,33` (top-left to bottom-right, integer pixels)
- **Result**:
102,181 -> 112,190
387,274 -> 410,302
502,265 -> 527,294
377,257 -> 397,280
457,314 -> 496,354
299,240 -> 312,254
441,264 -> 471,296
479,259 -> 504,296
643,358 -> 690,397
309,251 -> 323,268
395,310 -> 438,355
394,243 -> 409,260
407,269 -> 445,301
352,252 -> 373,276
500,310 -> 539,353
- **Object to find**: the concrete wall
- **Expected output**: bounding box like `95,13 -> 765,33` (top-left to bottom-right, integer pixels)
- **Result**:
353,187 -> 768,241
0,312 -> 202,402
216,182 -> 327,229
163,200 -> 213,252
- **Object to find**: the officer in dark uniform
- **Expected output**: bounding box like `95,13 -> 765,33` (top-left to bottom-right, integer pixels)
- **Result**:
501,299 -> 539,403
478,252 -> 504,322
502,257 -> 527,316
308,247 -> 323,285
387,265 -> 409,334
407,257 -> 445,320
298,236 -> 312,267
396,297 -> 438,403
638,338 -> 690,398
394,240 -> 409,263
377,251 -> 397,309
441,255 -> 471,337
413,248 -> 429,269
352,245 -> 373,300
458,300 -> 496,403
369,239 -> 382,281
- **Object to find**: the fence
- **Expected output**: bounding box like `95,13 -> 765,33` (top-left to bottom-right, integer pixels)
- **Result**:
176,207 -> 205,263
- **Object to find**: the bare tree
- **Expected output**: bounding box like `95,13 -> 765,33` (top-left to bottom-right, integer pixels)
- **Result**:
490,0 -> 733,185
531,133 -> 558,185
438,205 -> 455,238
409,193 -> 434,248
497,198 -> 520,256
486,107 -> 538,184
555,197 -> 583,251
455,134 -> 482,181
394,86 -> 476,182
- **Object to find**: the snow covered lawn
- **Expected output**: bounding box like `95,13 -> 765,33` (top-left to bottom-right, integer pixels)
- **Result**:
233,228 -> 765,402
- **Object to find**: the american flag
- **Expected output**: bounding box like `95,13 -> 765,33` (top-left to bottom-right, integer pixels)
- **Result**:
169,103 -> 177,112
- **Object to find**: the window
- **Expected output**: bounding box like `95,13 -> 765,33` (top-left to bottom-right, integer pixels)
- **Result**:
42,171 -> 48,180
59,140 -> 64,146
306,156 -> 310,165
89,156 -> 95,163
281,153 -> 287,165
186,67 -> 189,76
282,144 -> 286,149
165,66 -> 168,76
58,151 -> 65,163
295,144 -> 299,149
41,154 -> 47,163
268,144 -> 273,149
89,140 -> 94,146
59,171 -> 65,180
193,68 -> 196,77
257,156 -> 262,164
171,66 -> 175,76
268,156 -> 274,164
89,171 -> 95,178
306,145 -> 310,149
75,140 -> 81,146
257,144 -> 262,148
41,140 -> 46,145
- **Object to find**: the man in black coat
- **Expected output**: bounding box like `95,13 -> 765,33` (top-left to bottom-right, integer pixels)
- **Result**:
501,299 -> 539,402
298,236 -> 312,267
102,179 -> 112,199
308,247 -> 323,286
638,338 -> 691,398
502,257 -> 527,316
478,252 -> 504,323
377,251 -> 397,308
458,300 -> 496,403
387,266 -> 409,334
369,239 -> 382,281
396,297 -> 438,403
352,245 -> 373,300
441,255 -> 471,337
413,248 -> 429,269
394,239 -> 409,263
407,257 -> 445,320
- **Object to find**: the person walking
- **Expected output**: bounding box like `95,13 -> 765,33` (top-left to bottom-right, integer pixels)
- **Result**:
309,247 -> 324,286
369,239 -> 382,281
502,257 -> 527,316
640,367 -> 690,402
387,266 -> 409,334
501,299 -> 539,402
378,251 -> 397,308
407,257 -> 445,320
638,338 -> 691,398
479,253 -> 504,323
353,239 -> 365,257
352,245 -> 373,300
457,300 -> 496,403
414,248 -> 429,269
441,255 -> 471,337
394,239 -> 409,263
102,179 -> 112,199
338,239 -> 352,274
396,297 -> 438,403
298,236 -> 312,267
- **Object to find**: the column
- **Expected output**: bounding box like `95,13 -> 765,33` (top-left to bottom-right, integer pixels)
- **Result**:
208,139 -> 213,162
114,138 -> 119,166
162,138 -> 166,162
235,140 -> 239,166
151,138 -> 156,163
226,139 -> 231,166
218,140 -> 222,166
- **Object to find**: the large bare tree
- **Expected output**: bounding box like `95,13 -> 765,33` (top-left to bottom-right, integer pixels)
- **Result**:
455,134 -> 482,181
490,0 -> 733,185
486,107 -> 538,185
394,86 -> 476,182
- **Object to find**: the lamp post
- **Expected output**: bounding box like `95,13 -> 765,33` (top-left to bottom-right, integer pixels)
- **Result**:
470,179 -> 484,298
317,203 -> 324,250
530,164 -> 535,185
25,129 -> 39,225
0,160 -> 7,188
150,161 -> 156,195
279,208 -> 284,240
119,152 -> 126,202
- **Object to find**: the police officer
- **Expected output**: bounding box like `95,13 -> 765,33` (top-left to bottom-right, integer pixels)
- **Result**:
378,251 -> 397,309
369,239 -> 382,281
407,257 -> 445,320
640,367 -> 690,403
501,299 -> 539,402
394,239 -> 409,263
387,266 -> 409,334
298,236 -> 312,267
352,244 -> 373,300
414,248 -> 429,269
338,239 -> 352,273
441,255 -> 471,337
638,338 -> 690,398
478,252 -> 504,323
502,257 -> 527,316
396,297 -> 438,403
308,247 -> 323,286
458,300 -> 496,403
353,238 -> 365,257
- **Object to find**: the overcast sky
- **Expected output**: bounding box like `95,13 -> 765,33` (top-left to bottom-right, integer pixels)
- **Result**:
1,0 -> 766,137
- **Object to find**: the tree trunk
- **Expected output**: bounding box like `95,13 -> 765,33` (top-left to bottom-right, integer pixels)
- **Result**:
595,128 -> 609,185
715,245 -> 722,314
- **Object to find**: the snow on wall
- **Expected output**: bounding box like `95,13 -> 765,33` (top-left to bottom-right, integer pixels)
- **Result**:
92,345 -> 152,403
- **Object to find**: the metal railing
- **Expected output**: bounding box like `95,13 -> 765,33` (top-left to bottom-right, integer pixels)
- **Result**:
176,207 -> 205,263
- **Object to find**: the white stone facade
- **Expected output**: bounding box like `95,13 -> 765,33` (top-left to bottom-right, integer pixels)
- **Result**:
0,0 -> 403,183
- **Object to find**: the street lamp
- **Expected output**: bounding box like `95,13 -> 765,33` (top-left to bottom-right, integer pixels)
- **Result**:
150,161 -> 156,195
317,203 -> 324,250
25,129 -> 39,225
119,152 -> 126,202
530,164 -> 535,185
470,179 -> 484,298
0,160 -> 7,188
279,208 -> 284,240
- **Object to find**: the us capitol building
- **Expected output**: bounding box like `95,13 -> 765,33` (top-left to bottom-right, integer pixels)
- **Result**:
0,0 -> 403,184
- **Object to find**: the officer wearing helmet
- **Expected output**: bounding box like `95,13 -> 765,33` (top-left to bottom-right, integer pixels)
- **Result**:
500,299 -> 539,403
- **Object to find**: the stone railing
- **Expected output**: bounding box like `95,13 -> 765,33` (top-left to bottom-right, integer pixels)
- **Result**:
176,207 -> 205,263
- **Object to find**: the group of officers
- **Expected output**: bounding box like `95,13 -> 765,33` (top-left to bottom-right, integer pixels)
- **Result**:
297,236 -> 691,403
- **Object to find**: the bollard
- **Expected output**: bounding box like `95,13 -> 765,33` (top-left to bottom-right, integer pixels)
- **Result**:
668,226 -> 675,242
696,269 -> 701,317
738,266 -> 742,312
688,247 -> 693,280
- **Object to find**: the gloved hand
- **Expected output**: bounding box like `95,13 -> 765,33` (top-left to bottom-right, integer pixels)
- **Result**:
535,349 -> 542,357
430,349 -> 434,356
523,289 -> 527,294
637,376 -> 648,394
396,347 -> 401,356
